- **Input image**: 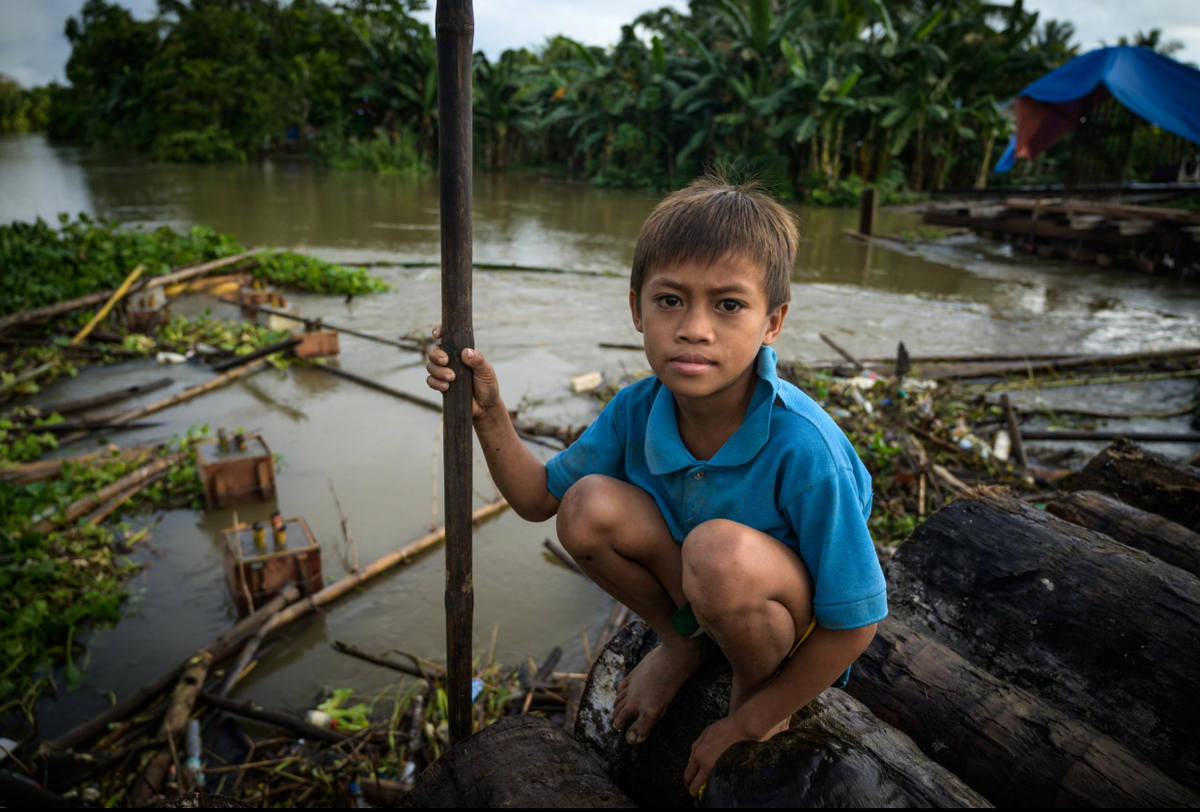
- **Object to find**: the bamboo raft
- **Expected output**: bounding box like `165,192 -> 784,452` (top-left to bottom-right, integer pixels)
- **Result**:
921,197 -> 1200,280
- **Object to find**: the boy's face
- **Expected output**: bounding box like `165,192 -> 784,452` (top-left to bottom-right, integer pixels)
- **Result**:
629,252 -> 787,402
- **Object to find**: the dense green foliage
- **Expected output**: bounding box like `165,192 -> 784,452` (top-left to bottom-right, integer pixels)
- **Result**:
29,0 -> 1190,199
0,75 -> 50,134
0,431 -> 206,721
0,215 -> 387,318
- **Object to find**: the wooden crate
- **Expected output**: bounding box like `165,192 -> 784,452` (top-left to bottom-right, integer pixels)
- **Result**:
223,517 -> 323,616
127,290 -> 170,334
195,433 -> 277,511
239,286 -> 287,309
293,329 -> 339,359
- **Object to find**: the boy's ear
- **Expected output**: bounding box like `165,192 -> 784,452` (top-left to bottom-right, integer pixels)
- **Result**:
762,302 -> 788,345
629,290 -> 643,333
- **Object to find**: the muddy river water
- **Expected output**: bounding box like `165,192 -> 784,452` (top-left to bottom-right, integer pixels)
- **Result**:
3,133 -> 1199,736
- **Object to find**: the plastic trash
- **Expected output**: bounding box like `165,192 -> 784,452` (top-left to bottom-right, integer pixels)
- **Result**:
471,678 -> 485,703
185,718 -> 205,790
156,351 -> 188,364
570,371 -> 603,394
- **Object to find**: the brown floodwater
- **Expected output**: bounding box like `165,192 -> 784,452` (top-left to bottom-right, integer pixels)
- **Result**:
3,133 -> 1199,737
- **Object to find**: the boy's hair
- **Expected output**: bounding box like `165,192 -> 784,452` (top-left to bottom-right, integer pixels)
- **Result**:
631,171 -> 798,314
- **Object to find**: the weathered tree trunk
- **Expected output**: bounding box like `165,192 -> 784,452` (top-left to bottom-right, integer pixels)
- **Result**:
1067,437 -> 1200,531
886,488 -> 1200,790
844,616 -> 1200,807
131,652 -> 213,807
1047,489 -> 1200,577
575,621 -> 991,808
410,714 -> 634,807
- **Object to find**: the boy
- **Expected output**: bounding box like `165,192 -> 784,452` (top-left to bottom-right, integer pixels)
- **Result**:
425,175 -> 886,797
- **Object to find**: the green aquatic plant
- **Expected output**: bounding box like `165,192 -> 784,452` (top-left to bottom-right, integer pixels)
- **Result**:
254,253 -> 389,295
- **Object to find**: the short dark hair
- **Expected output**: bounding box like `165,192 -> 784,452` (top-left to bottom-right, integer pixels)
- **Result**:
631,172 -> 798,313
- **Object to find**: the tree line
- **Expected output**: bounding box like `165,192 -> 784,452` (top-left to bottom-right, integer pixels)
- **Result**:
10,0 -> 1089,199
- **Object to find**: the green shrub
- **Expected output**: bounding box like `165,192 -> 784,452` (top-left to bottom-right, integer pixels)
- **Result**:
153,125 -> 246,163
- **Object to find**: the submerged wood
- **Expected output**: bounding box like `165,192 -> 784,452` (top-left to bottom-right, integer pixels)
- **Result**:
331,640 -> 427,680
844,616 -> 1199,807
310,363 -> 442,413
1068,437 -> 1200,531
257,499 -> 509,637
131,651 -> 213,806
0,442 -> 160,484
30,451 -> 185,534
0,251 -> 258,334
58,359 -> 268,445
543,538 -> 586,575
576,620 -> 989,808
46,586 -> 301,753
1047,489 -> 1200,578
411,714 -> 634,807
86,468 -> 169,526
818,332 -> 863,369
217,297 -> 420,350
887,487 -> 1200,788
34,377 -> 173,417
208,337 -> 301,372
197,692 -> 351,745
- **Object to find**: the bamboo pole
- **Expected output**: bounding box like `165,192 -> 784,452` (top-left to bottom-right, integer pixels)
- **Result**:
57,359 -> 268,445
215,297 -> 420,351
0,251 -> 258,334
259,499 -> 507,638
70,264 -> 143,345
437,0 -> 475,745
30,451 -> 185,534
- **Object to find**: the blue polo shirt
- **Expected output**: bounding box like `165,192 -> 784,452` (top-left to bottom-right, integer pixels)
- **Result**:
545,344 -> 888,639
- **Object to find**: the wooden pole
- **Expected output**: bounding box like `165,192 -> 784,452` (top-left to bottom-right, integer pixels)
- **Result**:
858,187 -> 877,236
70,264 -> 143,345
437,0 -> 475,745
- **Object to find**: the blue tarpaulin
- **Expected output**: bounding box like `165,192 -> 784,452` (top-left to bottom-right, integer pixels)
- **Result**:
994,46 -> 1200,172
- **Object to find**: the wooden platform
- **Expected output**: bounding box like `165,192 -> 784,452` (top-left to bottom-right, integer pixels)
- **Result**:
922,197 -> 1200,280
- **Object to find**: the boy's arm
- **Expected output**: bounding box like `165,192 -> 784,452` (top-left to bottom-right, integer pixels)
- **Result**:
474,405 -> 561,522
683,624 -> 876,797
427,331 -> 560,522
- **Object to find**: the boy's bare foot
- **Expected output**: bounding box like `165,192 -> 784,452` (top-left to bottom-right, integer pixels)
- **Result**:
612,640 -> 705,745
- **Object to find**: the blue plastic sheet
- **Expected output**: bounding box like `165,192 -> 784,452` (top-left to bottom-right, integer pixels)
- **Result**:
995,46 -> 1200,172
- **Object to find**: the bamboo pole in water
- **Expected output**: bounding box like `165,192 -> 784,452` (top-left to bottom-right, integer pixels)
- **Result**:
437,0 -> 475,745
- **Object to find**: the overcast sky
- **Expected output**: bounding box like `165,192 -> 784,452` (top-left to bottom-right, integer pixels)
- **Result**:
2,0 -> 1196,88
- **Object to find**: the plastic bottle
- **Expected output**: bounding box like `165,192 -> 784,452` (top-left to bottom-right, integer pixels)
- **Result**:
185,718 -> 205,791
271,512 -> 287,547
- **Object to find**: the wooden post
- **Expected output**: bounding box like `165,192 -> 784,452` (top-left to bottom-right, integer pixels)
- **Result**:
858,187 -> 877,236
437,0 -> 475,746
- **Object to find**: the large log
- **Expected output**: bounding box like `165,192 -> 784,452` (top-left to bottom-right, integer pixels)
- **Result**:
29,451 -> 186,534
410,714 -> 634,807
1047,489 -> 1200,578
575,620 -> 991,808
1067,437 -> 1200,531
843,616 -> 1199,807
887,488 -> 1200,789
131,651 -> 213,806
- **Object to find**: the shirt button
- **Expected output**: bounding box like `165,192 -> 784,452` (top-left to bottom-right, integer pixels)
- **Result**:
694,471 -> 704,480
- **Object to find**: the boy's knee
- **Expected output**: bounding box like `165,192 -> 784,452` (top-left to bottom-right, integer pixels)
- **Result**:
556,474 -> 624,556
681,520 -> 760,610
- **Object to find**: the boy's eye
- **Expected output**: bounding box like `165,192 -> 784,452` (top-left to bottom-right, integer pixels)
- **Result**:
719,300 -> 745,313
656,294 -> 681,307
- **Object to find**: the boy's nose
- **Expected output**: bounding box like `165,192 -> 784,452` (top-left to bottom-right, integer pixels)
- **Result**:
676,310 -> 715,343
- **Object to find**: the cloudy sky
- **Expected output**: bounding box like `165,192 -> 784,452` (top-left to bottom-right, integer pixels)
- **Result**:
2,0 -> 1196,88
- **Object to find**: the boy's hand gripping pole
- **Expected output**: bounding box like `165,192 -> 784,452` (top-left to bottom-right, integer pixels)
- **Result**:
437,0 -> 475,745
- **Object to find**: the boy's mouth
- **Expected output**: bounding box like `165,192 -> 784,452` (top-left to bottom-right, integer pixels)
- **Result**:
668,354 -> 716,376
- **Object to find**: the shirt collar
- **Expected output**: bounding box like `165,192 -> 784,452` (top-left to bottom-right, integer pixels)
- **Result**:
645,344 -> 780,474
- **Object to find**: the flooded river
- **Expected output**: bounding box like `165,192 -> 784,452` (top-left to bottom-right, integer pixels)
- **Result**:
3,133 -> 1200,737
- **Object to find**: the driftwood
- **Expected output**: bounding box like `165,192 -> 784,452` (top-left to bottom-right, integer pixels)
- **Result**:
86,469 -> 169,526
887,488 -> 1200,789
217,297 -> 419,350
575,621 -> 990,808
926,346 -> 1200,380
131,652 -> 213,806
1068,437 -> 1200,531
330,640 -> 427,680
70,264 -> 143,345
256,499 -> 509,638
0,443 -> 160,484
208,337 -> 300,373
197,692 -> 352,745
544,538 -> 586,575
46,586 -> 300,753
34,377 -> 173,417
1021,429 -> 1200,442
1047,489 -> 1200,578
310,363 -> 442,413
58,359 -> 268,445
30,451 -> 185,534
0,251 -> 257,334
843,616 -> 1199,807
410,714 -> 634,808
